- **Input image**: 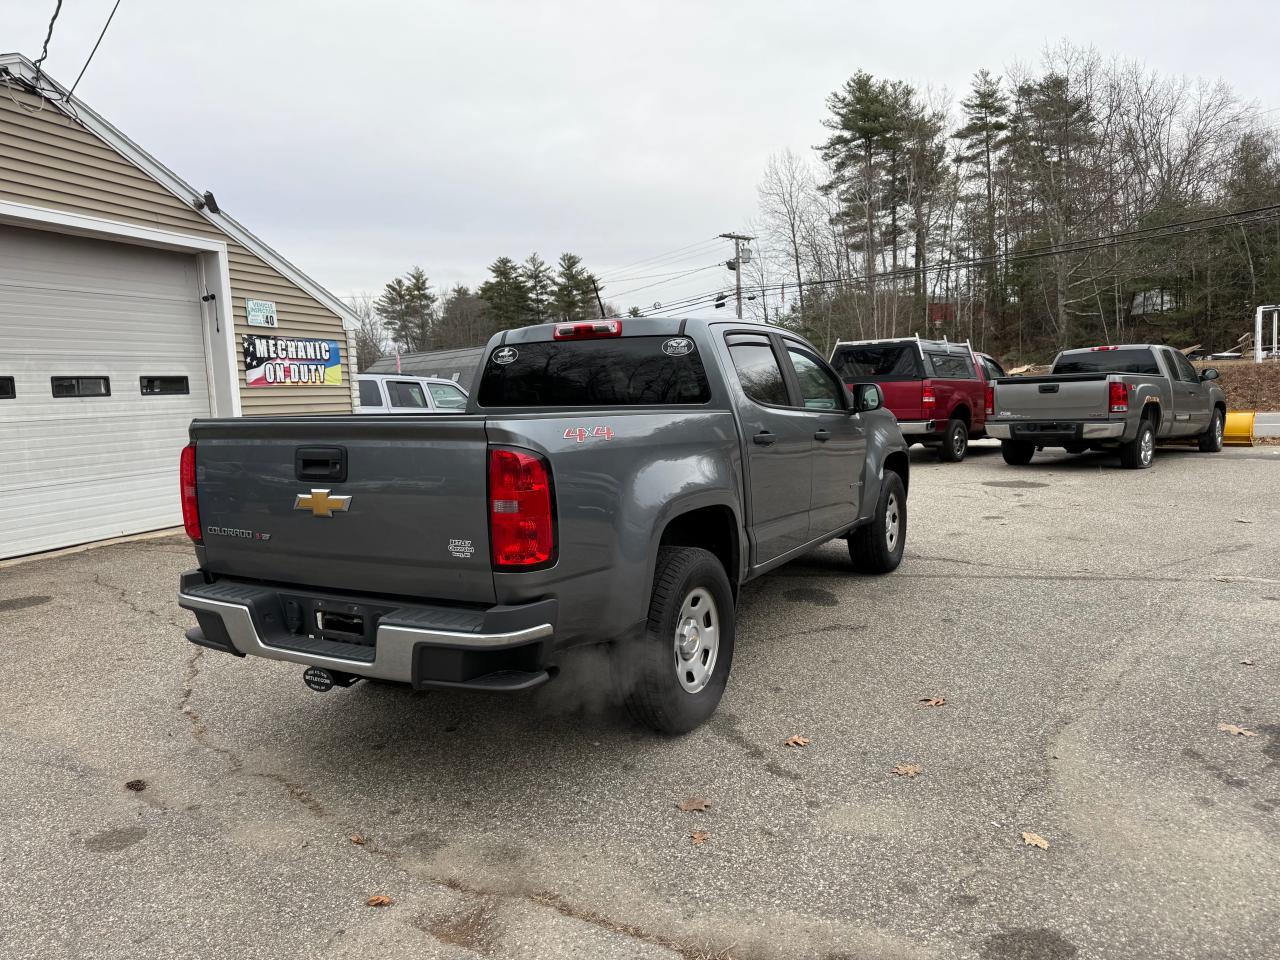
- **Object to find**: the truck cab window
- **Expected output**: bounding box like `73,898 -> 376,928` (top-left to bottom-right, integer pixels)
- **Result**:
727,336 -> 789,406
428,382 -> 467,409
785,346 -> 844,410
387,381 -> 428,408
358,380 -> 384,407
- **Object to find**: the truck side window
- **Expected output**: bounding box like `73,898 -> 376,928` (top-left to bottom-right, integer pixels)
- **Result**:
727,336 -> 789,406
1171,352 -> 1199,383
982,357 -> 1006,379
428,382 -> 467,409
927,353 -> 975,379
387,381 -> 428,408
785,346 -> 844,410
358,380 -> 384,407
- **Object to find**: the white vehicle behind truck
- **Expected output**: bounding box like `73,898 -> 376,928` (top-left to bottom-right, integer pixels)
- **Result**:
987,344 -> 1227,469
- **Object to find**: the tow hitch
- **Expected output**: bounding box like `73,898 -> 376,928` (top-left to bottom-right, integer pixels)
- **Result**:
302,666 -> 362,692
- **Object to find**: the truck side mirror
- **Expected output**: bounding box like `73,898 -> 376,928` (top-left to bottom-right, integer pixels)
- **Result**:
851,382 -> 884,413
1200,368 -> 1220,382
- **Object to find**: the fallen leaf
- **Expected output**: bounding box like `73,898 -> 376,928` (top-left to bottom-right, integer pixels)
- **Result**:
1241,659 -> 1256,667
1021,832 -> 1049,850
349,834 -> 367,845
784,735 -> 810,748
919,697 -> 947,707
1234,518 -> 1253,524
124,779 -> 147,792
676,798 -> 712,813
892,764 -> 924,778
1217,723 -> 1259,737
366,895 -> 393,907
690,831 -> 710,847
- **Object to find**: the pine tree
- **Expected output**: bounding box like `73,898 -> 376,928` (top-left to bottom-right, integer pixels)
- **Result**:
435,285 -> 492,349
552,253 -> 598,321
479,257 -> 533,330
523,254 -> 555,323
375,267 -> 437,352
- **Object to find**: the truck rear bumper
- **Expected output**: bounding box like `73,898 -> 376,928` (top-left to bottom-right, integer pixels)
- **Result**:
896,419 -> 937,436
178,571 -> 555,691
986,421 -> 1124,441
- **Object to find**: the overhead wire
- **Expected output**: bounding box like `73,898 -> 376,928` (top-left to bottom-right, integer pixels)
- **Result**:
597,237 -> 722,279
68,0 -> 122,99
636,203 -> 1280,317
32,0 -> 63,90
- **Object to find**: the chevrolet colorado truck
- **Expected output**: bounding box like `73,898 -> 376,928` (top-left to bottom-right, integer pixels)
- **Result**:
986,344 -> 1227,469
178,317 -> 910,734
830,337 -> 1006,463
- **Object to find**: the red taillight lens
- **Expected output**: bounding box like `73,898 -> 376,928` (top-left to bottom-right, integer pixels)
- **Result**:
921,382 -> 936,406
1109,380 -> 1129,413
180,442 -> 201,543
552,320 -> 622,340
489,448 -> 555,568
985,384 -> 995,416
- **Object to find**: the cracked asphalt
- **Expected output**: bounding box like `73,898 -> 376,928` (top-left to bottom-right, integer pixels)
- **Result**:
1,441 -> 1278,960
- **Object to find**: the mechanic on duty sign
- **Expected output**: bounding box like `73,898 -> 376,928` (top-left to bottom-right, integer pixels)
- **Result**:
243,335 -> 343,387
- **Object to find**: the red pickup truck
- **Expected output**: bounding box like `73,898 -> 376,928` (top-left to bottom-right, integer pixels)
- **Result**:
830,337 -> 1006,462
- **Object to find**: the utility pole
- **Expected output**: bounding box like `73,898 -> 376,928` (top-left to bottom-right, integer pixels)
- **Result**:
720,232 -> 755,319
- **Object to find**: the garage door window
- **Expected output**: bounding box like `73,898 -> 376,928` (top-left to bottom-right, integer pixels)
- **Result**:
0,377 -> 13,399
51,376 -> 110,398
140,376 -> 190,395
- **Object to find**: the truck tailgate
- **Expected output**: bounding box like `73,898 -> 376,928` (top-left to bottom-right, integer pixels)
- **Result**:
993,375 -> 1109,421
191,416 -> 495,602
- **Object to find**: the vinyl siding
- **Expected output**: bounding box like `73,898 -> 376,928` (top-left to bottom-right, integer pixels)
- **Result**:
0,87 -> 354,415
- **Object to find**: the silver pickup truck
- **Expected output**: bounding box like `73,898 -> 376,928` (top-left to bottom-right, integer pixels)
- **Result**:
986,344 -> 1227,469
177,317 -> 910,734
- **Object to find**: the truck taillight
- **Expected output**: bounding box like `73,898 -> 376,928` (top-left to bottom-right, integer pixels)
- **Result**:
553,320 -> 622,340
985,384 -> 995,416
921,382 -> 936,406
489,448 -> 555,568
180,442 -> 202,543
1109,380 -> 1129,413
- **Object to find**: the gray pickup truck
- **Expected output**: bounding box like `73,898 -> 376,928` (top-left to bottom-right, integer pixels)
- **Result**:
986,344 -> 1227,469
177,318 -> 910,733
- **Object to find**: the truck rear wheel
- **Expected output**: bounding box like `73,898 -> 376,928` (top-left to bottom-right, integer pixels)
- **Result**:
937,418 -> 969,462
848,471 -> 906,574
1001,440 -> 1035,465
1198,408 -> 1224,453
614,546 -> 735,735
1119,418 -> 1155,469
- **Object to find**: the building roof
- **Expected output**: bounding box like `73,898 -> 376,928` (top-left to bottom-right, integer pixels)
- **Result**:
0,52 -> 357,330
365,345 -> 487,378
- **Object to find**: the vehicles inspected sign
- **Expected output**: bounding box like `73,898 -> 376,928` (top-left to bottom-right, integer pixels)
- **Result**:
243,335 -> 344,387
245,298 -> 278,327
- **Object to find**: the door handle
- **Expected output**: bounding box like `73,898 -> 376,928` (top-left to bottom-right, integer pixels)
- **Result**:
753,431 -> 777,446
813,429 -> 831,442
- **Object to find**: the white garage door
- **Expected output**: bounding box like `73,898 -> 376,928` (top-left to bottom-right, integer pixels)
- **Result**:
0,225 -> 211,560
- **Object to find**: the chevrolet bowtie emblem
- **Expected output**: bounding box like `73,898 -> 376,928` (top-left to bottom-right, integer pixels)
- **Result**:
294,489 -> 352,518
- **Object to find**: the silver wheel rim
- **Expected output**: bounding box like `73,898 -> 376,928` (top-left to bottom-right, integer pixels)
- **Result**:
674,587 -> 719,694
1141,428 -> 1154,465
952,427 -> 965,457
885,492 -> 901,552
1214,414 -> 1223,445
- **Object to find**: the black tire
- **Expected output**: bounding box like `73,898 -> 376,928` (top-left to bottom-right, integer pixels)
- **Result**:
1198,407 -> 1224,453
1119,417 -> 1156,469
848,471 -> 906,574
1001,440 -> 1035,465
937,418 -> 969,462
614,547 -> 735,735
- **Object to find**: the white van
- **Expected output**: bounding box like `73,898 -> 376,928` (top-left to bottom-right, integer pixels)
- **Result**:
355,374 -> 469,414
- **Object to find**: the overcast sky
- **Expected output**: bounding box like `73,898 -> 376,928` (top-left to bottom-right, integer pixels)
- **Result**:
4,1 -> 1278,313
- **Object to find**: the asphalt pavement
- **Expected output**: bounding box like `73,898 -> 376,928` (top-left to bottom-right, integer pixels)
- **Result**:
1,440 -> 1278,960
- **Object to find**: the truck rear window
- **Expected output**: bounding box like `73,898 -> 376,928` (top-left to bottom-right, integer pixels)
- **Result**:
831,343 -> 923,381
476,336 -> 711,407
1053,349 -> 1159,375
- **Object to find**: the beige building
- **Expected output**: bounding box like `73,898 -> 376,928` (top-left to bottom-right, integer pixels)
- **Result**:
0,52 -> 357,559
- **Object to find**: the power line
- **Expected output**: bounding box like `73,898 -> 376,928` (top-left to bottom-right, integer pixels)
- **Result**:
32,0 -> 63,89
597,237 -> 723,281
604,263 -> 722,299
637,203 -> 1280,317
68,0 -> 122,99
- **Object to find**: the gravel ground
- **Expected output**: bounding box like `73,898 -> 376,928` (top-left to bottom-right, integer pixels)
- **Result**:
1,440 -> 1277,960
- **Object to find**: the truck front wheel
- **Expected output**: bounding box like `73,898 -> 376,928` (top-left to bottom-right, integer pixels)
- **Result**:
1198,408 -> 1224,453
614,547 -> 735,735
1001,440 -> 1035,465
848,471 -> 907,574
